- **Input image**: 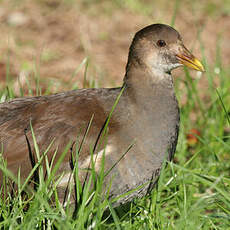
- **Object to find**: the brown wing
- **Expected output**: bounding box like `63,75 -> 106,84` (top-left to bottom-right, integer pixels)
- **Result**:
0,88 -> 121,184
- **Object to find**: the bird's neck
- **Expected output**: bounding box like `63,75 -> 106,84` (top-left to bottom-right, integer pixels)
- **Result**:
120,63 -> 179,161
123,63 -> 175,104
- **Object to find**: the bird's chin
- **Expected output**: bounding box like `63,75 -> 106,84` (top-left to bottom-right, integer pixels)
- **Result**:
165,62 -> 183,73
148,62 -> 182,77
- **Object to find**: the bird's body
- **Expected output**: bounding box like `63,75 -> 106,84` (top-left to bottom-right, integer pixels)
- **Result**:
0,24 -> 204,205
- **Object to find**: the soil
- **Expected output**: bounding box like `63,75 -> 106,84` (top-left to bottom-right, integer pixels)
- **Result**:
0,0 -> 229,94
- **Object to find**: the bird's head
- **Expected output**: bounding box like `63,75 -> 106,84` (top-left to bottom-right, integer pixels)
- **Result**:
127,24 -> 204,76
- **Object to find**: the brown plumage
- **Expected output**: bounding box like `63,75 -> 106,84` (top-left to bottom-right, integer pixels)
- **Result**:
0,24 -> 204,205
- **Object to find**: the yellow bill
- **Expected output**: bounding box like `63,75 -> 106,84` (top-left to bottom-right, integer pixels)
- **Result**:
176,44 -> 205,72
176,54 -> 205,72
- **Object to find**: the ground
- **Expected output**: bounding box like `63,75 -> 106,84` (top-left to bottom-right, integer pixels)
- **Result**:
0,0 -> 229,93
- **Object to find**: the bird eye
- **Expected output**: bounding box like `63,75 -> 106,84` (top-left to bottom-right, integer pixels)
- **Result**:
157,40 -> 166,47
